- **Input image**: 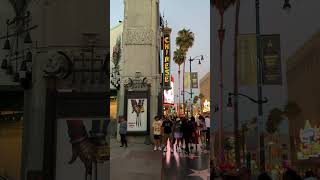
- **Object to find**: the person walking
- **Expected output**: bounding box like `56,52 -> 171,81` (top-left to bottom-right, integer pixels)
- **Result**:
152,116 -> 162,151
162,116 -> 174,153
205,115 -> 210,147
183,117 -> 195,155
118,116 -> 128,147
304,170 -> 317,180
173,117 -> 183,153
190,116 -> 199,151
199,115 -> 207,149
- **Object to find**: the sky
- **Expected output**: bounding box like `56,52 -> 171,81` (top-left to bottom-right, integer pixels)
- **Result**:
110,0 -> 210,102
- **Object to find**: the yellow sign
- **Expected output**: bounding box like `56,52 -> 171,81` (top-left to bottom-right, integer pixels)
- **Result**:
163,34 -> 171,87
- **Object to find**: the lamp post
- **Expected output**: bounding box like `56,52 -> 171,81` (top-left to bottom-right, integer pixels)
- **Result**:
254,0 -> 291,171
188,55 -> 204,116
227,92 -> 268,167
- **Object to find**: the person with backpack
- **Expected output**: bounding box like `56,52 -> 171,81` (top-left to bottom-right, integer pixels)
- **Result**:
173,117 -> 183,153
182,117 -> 195,155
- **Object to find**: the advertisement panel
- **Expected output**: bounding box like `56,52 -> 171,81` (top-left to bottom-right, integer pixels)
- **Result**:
261,34 -> 282,85
297,120 -> 320,160
163,33 -> 171,88
127,98 -> 148,132
191,72 -> 198,88
237,34 -> 257,86
164,76 -> 174,104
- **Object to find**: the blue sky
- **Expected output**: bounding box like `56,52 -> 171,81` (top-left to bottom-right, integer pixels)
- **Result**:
111,0 -> 210,101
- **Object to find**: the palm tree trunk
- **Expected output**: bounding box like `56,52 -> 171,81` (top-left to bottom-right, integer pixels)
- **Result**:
183,61 -> 186,114
178,66 -> 181,116
233,0 -> 241,167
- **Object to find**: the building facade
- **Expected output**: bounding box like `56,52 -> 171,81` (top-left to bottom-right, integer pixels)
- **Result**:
287,31 -> 320,168
0,0 -> 109,179
118,0 -> 161,143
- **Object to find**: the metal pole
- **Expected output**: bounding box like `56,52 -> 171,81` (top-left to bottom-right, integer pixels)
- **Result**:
189,58 -> 193,116
255,0 -> 265,172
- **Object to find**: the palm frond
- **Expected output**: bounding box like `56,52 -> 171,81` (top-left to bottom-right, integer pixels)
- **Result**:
173,48 -> 185,66
213,0 -> 237,14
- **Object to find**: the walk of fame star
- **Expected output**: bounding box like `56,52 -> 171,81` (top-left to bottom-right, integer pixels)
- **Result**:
188,169 -> 209,180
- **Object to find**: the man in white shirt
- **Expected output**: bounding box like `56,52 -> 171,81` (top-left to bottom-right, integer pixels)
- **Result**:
205,116 -> 210,146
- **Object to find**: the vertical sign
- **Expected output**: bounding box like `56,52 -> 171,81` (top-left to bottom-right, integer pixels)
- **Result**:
237,34 -> 257,86
184,72 -> 190,89
162,27 -> 171,89
261,34 -> 282,85
191,72 -> 198,88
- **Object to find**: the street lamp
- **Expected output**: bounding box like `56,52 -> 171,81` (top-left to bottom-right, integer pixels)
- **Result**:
255,0 -> 291,172
227,92 -> 268,167
188,55 -> 204,116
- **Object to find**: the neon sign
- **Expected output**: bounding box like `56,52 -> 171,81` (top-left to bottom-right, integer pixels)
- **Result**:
163,34 -> 171,88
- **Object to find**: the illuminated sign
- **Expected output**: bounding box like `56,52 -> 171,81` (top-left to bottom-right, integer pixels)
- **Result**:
163,34 -> 171,88
297,120 -> 320,160
164,76 -> 174,104
202,99 -> 210,113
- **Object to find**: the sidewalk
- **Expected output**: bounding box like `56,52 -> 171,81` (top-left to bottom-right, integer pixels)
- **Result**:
109,137 -> 162,180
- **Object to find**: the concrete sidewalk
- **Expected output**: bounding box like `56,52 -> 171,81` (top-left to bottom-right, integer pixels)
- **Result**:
109,138 -> 162,180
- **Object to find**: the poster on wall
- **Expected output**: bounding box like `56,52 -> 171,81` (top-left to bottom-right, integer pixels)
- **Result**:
55,118 -> 109,180
127,98 -> 148,132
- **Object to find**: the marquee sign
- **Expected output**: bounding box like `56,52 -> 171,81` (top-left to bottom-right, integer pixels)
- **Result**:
163,33 -> 171,89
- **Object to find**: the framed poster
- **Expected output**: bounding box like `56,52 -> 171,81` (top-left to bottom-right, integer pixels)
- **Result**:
55,118 -> 109,180
124,90 -> 150,135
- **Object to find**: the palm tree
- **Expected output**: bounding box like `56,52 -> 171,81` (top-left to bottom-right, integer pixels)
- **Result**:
176,29 -> 195,53
266,108 -> 284,135
283,101 -> 301,164
173,48 -> 186,116
213,0 -> 236,164
176,28 -> 195,114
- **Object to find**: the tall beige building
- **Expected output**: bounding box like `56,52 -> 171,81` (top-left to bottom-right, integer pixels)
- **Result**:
118,0 -> 161,143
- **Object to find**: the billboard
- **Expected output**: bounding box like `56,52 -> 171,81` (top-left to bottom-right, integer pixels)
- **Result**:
164,76 -> 174,105
162,33 -> 171,88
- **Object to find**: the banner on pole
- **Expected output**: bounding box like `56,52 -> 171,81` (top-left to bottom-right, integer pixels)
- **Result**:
261,34 -> 282,85
237,34 -> 257,86
191,72 -> 198,88
184,72 -> 190,89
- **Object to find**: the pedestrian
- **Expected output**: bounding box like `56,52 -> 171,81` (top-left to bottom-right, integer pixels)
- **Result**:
199,115 -> 207,149
182,117 -> 194,155
152,116 -> 162,151
283,169 -> 302,180
258,172 -> 272,180
190,116 -> 199,151
205,115 -> 210,146
118,116 -> 128,147
304,170 -> 317,180
173,117 -> 183,153
162,116 -> 174,153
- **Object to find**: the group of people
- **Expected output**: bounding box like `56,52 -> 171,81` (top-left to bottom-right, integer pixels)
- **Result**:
152,115 -> 210,154
211,166 -> 320,180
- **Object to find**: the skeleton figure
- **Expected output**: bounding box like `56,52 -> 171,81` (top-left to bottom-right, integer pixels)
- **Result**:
131,99 -> 144,127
